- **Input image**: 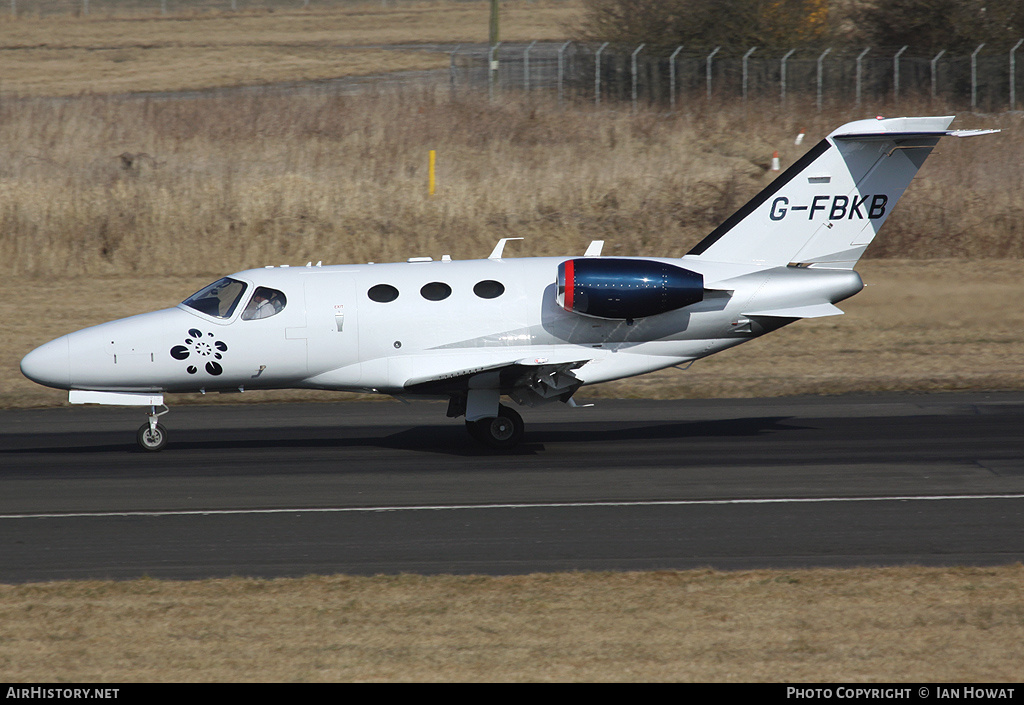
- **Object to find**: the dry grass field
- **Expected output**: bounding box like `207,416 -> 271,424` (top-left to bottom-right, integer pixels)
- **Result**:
2,566 -> 1022,681
1,87 -> 1020,280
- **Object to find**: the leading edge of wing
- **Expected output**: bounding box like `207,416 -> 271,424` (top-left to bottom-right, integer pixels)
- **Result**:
401,354 -> 594,396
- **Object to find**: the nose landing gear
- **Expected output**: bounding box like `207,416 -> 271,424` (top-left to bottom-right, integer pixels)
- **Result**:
137,404 -> 170,452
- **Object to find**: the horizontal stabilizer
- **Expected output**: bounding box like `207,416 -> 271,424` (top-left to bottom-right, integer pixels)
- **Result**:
743,303 -> 844,319
947,129 -> 1001,138
833,129 -> 999,141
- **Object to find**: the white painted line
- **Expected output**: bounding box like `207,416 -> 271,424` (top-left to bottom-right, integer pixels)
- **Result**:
2,494 -> 1024,520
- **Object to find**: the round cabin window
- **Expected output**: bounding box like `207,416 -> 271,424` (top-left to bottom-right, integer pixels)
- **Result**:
368,284 -> 399,303
420,282 -> 452,301
473,280 -> 505,299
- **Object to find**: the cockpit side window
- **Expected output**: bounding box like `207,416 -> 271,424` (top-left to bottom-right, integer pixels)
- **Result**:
241,287 -> 287,320
182,277 -> 248,319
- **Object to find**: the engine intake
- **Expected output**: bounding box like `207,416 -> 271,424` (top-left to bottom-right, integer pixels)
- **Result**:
557,258 -> 704,320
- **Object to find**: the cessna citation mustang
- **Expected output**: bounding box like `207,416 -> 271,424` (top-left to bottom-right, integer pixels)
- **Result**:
21,115 -> 996,451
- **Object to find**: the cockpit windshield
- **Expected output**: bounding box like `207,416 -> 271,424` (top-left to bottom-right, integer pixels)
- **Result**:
182,277 -> 248,319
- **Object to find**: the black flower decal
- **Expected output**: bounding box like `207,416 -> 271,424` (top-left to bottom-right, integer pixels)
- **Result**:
169,329 -> 228,376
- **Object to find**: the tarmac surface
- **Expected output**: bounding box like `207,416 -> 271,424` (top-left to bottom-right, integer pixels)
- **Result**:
2,393 -> 1023,582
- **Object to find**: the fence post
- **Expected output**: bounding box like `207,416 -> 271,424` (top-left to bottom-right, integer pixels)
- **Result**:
489,0 -> 499,46
524,40 -> 537,93
557,41 -> 571,107
930,50 -> 945,103
669,45 -> 683,112
856,47 -> 870,107
449,45 -> 461,95
816,47 -> 832,111
488,42 -> 501,103
971,43 -> 985,111
742,47 -> 757,103
631,44 -> 645,114
1012,39 -> 1024,111
893,45 -> 908,104
705,46 -> 721,101
595,42 -> 609,106
780,49 -> 796,105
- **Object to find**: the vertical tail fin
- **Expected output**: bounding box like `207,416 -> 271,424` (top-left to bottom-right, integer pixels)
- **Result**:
686,116 -> 997,269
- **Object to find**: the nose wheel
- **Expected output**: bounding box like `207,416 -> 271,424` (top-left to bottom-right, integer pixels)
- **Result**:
137,422 -> 168,452
136,404 -> 170,452
466,404 -> 524,449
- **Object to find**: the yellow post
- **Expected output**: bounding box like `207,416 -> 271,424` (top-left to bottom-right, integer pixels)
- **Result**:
428,150 -> 436,196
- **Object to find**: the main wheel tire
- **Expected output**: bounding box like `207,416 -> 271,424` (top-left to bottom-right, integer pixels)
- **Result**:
465,404 -> 524,450
137,422 -> 168,452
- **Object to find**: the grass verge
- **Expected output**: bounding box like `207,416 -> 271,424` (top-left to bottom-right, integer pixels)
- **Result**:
2,566 -> 1022,681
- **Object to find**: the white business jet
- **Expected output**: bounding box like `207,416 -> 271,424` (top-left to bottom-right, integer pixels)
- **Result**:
21,116 -> 996,451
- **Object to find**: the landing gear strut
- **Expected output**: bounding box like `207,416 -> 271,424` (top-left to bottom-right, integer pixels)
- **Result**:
136,404 -> 170,452
466,404 -> 524,449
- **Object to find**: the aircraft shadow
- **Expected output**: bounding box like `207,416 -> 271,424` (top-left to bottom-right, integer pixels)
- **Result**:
1,416 -> 801,459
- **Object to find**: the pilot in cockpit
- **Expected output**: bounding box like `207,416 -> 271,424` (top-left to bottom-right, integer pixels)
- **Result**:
242,289 -> 275,320
252,292 -> 275,319
240,286 -> 287,320
269,293 -> 285,314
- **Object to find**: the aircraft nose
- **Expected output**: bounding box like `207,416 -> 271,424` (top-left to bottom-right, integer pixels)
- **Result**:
20,336 -> 71,390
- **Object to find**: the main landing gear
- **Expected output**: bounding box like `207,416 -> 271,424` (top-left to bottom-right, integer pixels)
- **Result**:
465,404 -> 525,450
136,404 -> 170,452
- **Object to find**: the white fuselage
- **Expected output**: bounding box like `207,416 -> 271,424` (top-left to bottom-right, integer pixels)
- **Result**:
21,256 -> 863,398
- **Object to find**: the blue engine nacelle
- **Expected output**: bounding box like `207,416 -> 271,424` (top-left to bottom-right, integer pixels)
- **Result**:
556,258 -> 704,320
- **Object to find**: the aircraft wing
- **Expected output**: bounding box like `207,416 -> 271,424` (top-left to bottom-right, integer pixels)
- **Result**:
402,353 -> 592,408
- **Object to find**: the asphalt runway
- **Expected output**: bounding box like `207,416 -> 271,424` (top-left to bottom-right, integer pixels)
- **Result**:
2,393 -> 1024,582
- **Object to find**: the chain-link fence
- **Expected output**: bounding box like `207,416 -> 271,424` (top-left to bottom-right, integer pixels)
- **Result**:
7,0 -> 1023,112
451,42 -> 1024,112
